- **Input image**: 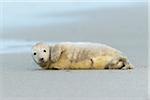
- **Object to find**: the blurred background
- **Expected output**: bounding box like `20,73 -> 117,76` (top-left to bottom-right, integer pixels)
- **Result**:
0,0 -> 148,67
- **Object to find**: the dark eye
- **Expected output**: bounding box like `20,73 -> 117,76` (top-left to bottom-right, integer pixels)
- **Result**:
33,52 -> 36,55
43,50 -> 46,52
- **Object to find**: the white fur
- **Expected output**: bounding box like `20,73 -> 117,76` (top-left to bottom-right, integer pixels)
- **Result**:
32,42 -> 133,70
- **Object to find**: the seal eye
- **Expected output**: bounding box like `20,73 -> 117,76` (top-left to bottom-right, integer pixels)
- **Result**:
43,50 -> 46,52
34,52 -> 36,55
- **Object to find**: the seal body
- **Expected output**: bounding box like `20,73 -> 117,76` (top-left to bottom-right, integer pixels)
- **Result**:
32,42 -> 133,70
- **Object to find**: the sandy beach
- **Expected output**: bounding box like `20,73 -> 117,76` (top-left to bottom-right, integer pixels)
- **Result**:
0,53 -> 148,100
0,1 -> 148,100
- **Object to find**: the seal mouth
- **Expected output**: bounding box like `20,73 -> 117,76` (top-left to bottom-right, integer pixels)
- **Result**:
38,60 -> 46,64
39,59 -> 50,65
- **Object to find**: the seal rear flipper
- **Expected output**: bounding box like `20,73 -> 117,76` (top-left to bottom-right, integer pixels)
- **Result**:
106,56 -> 134,70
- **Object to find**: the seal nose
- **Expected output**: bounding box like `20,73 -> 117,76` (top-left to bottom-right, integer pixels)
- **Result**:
40,58 -> 44,61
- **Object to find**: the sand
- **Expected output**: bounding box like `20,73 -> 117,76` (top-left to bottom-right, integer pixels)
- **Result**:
0,53 -> 148,100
